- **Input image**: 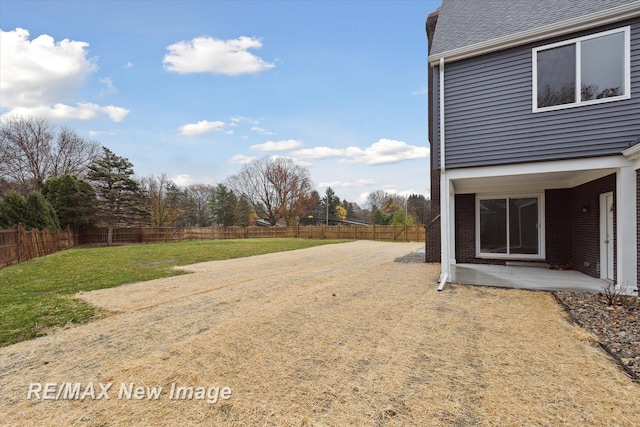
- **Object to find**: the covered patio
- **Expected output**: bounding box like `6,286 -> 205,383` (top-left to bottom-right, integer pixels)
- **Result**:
450,263 -> 608,293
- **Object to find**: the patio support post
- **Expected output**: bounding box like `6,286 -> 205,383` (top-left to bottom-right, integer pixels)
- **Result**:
616,165 -> 638,295
438,56 -> 449,291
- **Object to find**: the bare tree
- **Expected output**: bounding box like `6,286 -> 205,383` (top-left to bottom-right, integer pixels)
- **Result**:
50,127 -> 100,178
365,189 -> 388,212
140,174 -> 183,227
226,157 -> 312,226
0,116 -> 53,190
0,116 -> 99,192
186,184 -> 215,226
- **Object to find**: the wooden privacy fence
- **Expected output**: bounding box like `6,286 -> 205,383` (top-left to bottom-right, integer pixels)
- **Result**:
0,224 -> 425,267
78,224 -> 426,245
0,226 -> 76,268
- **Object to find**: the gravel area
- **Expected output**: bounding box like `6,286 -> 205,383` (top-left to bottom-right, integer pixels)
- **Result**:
554,291 -> 640,380
393,252 -> 425,263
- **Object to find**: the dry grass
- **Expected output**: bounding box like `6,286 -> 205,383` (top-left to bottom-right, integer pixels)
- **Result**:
0,241 -> 638,426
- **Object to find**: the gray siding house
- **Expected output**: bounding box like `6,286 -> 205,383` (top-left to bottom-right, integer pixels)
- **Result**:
426,0 -> 640,294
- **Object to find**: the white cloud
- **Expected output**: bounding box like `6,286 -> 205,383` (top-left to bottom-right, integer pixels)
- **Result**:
180,120 -> 226,136
251,126 -> 274,136
0,28 -> 128,123
163,36 -> 275,76
318,179 -> 377,188
0,28 -> 96,108
0,103 -> 130,123
124,61 -> 133,68
293,139 -> 428,165
251,139 -> 303,152
171,174 -> 195,187
293,146 -> 346,159
98,77 -> 118,97
3,102 -> 97,121
88,130 -> 114,137
412,87 -> 428,96
101,105 -> 129,122
230,154 -> 258,164
356,192 -> 370,205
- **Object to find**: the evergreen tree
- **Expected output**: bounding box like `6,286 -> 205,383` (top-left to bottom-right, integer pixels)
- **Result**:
86,147 -> 149,244
342,198 -> 356,219
210,184 -> 237,226
24,191 -> 60,230
324,187 -> 340,216
372,209 -> 392,225
41,174 -> 97,228
0,191 -> 27,229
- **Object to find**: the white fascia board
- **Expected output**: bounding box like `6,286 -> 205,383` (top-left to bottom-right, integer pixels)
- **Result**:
447,157 -> 632,194
428,1 -> 640,66
447,156 -> 632,181
622,143 -> 640,161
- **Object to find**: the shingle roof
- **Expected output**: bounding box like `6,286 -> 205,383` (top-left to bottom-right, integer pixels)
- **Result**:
430,0 -> 639,56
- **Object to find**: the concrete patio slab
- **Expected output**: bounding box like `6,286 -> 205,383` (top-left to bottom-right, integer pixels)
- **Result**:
450,263 -> 607,293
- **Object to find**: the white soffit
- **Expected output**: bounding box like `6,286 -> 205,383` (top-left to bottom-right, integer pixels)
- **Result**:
452,169 -> 617,194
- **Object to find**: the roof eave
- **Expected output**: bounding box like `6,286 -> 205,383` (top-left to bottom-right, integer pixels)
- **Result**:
428,1 -> 640,66
623,138 -> 640,160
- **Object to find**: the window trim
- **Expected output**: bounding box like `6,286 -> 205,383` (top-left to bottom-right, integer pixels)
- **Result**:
532,26 -> 630,113
475,194 -> 546,260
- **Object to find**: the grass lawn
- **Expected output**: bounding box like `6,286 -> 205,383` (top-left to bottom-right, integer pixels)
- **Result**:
0,238 -> 346,347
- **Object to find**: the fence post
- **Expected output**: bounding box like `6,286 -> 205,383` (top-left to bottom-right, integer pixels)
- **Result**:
17,227 -> 23,263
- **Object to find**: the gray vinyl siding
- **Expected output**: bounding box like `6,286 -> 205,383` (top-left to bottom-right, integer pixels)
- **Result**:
438,18 -> 640,170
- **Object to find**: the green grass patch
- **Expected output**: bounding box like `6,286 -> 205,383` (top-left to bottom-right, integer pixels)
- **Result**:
0,238 -> 346,347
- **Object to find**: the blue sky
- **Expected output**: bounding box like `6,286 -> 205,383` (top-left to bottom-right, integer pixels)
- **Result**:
0,0 -> 440,204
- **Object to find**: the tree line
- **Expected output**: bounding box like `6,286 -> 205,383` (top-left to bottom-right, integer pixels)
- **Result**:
0,116 -> 430,239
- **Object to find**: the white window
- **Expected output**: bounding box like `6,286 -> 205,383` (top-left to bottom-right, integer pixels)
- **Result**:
476,195 -> 545,259
533,27 -> 630,112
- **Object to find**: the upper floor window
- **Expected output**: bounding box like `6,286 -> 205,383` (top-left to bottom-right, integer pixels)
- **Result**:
533,27 -> 630,112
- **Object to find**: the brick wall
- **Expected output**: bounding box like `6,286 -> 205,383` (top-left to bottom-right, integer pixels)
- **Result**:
425,215 -> 441,263
425,167 -> 441,262
454,194 -> 505,265
545,189 -> 572,265
571,174 -> 616,278
455,194 -> 475,263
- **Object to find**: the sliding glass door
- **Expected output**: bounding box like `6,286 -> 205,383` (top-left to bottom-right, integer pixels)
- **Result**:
477,196 -> 542,258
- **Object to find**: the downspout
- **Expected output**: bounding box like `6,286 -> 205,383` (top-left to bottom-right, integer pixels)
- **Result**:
438,56 -> 449,291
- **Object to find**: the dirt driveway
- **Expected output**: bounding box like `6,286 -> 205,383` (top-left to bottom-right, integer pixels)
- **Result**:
1,241 -> 639,426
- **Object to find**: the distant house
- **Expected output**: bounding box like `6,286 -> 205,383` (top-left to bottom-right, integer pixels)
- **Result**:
425,0 -> 640,294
